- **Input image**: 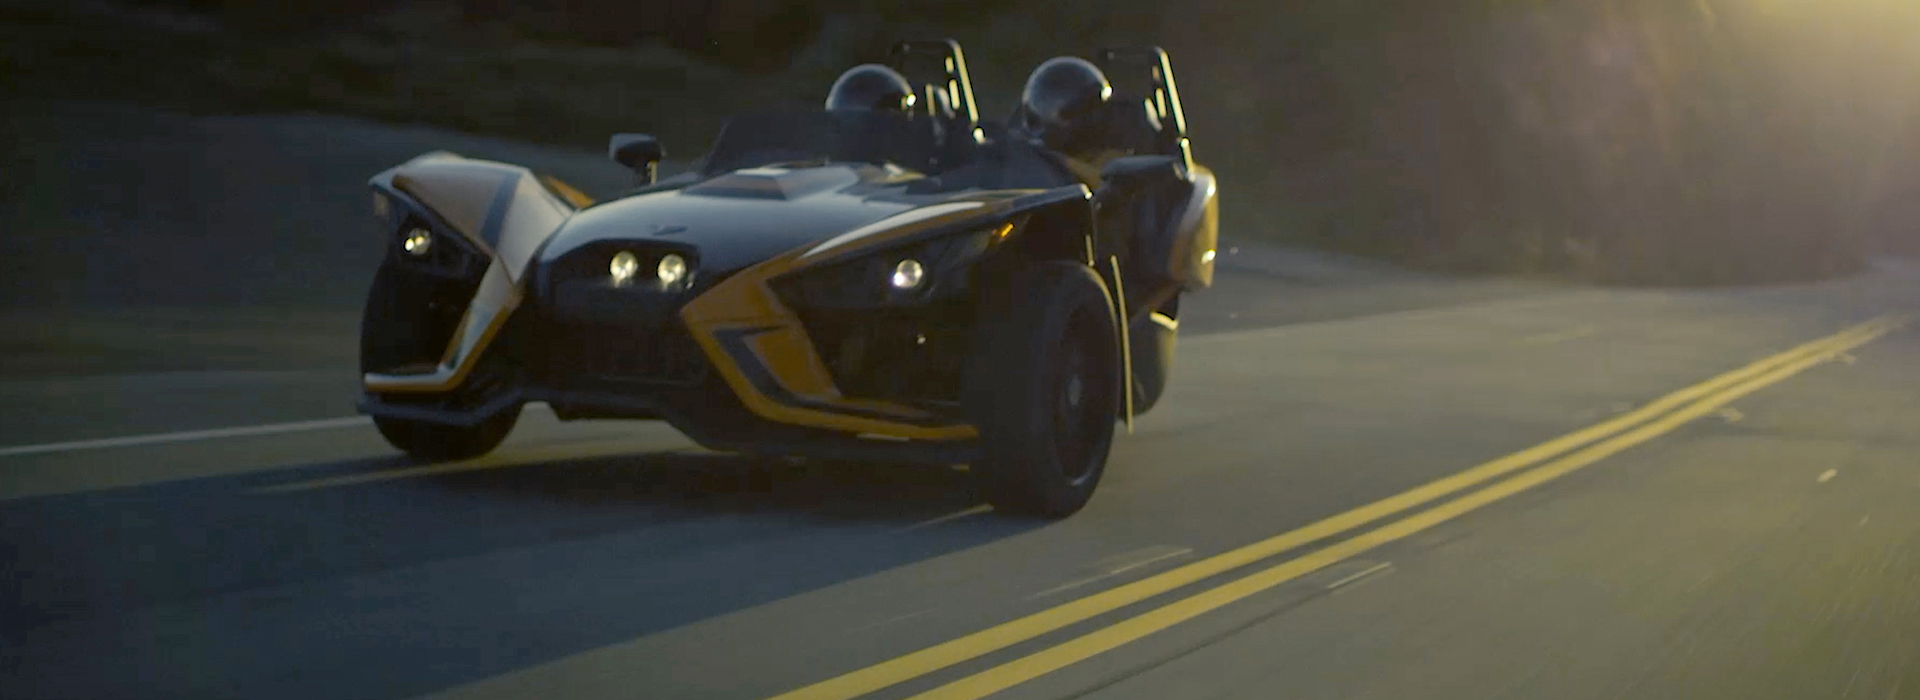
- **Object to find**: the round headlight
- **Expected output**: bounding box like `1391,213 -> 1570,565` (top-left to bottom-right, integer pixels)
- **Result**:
890,259 -> 925,290
609,251 -> 639,286
657,253 -> 687,288
401,228 -> 432,256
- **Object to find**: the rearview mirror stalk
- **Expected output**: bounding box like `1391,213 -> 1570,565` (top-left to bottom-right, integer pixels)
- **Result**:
610,133 -> 664,185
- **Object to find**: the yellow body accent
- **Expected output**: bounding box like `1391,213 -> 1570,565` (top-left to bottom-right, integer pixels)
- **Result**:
680,246 -> 978,441
679,194 -> 1026,441
539,174 -> 595,209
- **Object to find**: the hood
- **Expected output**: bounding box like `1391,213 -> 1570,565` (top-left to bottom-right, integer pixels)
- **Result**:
535,164 -> 933,278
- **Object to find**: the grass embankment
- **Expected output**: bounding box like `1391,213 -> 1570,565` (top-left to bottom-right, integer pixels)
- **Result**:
5,0 -> 1916,285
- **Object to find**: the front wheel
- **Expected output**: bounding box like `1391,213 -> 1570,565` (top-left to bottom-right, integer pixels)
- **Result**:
372,410 -> 518,462
965,261 -> 1122,518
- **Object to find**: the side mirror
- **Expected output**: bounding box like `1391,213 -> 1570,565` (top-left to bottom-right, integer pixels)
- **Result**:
610,133 -> 664,185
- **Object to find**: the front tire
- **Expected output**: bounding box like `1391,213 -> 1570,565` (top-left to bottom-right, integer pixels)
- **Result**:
965,261 -> 1122,518
371,411 -> 518,462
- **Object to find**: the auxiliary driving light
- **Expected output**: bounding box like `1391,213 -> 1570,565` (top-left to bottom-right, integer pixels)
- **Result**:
890,259 -> 925,290
402,228 -> 433,256
657,253 -> 688,288
609,251 -> 639,286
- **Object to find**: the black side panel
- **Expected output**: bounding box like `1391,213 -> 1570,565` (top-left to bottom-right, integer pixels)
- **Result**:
1095,156 -> 1194,311
1006,189 -> 1097,266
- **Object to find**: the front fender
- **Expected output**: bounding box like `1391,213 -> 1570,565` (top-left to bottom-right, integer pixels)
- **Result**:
363,152 -> 580,393
369,151 -> 582,282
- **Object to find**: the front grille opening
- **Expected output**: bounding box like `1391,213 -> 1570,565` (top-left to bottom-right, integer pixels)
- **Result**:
526,239 -> 720,390
532,319 -> 710,389
799,304 -> 974,407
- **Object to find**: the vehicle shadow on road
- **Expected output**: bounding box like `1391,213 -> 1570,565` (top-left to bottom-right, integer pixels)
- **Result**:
416,449 -> 988,523
4,448 -> 1032,664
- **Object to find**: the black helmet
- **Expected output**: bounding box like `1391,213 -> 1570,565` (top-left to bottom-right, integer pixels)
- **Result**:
1020,56 -> 1112,151
825,64 -> 918,113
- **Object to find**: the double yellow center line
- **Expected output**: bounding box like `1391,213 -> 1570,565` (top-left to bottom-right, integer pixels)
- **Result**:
767,314 -> 1908,700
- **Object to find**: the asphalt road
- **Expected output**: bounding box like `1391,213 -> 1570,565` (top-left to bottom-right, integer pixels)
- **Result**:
5,259 -> 1918,700
6,100 -> 1920,700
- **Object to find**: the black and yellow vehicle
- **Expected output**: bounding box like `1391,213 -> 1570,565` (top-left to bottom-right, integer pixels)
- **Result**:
356,40 -> 1218,517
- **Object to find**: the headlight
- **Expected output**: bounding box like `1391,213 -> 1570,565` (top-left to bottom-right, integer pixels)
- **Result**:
595,248 -> 695,293
889,259 -> 925,290
376,186 -> 490,281
609,250 -> 639,286
777,221 -> 1014,308
402,228 -> 434,256
657,253 -> 689,288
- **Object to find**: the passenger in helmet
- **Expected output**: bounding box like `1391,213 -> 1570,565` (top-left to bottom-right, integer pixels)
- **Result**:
1017,57 -> 1123,186
825,64 -> 918,113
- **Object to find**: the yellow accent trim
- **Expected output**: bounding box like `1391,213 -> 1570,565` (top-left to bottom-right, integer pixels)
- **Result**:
750,327 -> 838,399
679,200 -> 1027,440
990,220 -> 1015,242
1108,255 -> 1132,435
539,174 -> 595,209
685,318 -> 978,441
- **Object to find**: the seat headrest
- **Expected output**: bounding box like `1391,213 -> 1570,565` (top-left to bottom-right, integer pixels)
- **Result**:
1099,94 -> 1164,154
923,85 -> 957,121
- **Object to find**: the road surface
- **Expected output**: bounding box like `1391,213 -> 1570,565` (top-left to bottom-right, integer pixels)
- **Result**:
7,260 -> 1919,700
5,100 -> 1920,700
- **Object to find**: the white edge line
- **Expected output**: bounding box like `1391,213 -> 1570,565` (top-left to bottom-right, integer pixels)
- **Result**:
1521,325 -> 1598,345
901,503 -> 994,531
1325,561 -> 1394,590
0,404 -> 555,458
0,417 -> 374,458
1028,548 -> 1196,599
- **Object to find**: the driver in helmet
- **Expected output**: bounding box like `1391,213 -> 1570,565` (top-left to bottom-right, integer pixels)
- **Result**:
1016,56 -> 1124,186
826,63 -> 955,170
825,64 -> 918,113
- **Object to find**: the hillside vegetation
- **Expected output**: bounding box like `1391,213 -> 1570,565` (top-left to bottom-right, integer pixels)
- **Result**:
5,0 -> 1917,284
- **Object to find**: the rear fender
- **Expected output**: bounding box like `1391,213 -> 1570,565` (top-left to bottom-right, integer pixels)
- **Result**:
1168,164 -> 1219,290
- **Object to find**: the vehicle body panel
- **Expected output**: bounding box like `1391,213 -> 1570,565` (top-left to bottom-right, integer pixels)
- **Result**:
355,42 -> 1218,464
364,153 -> 573,393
